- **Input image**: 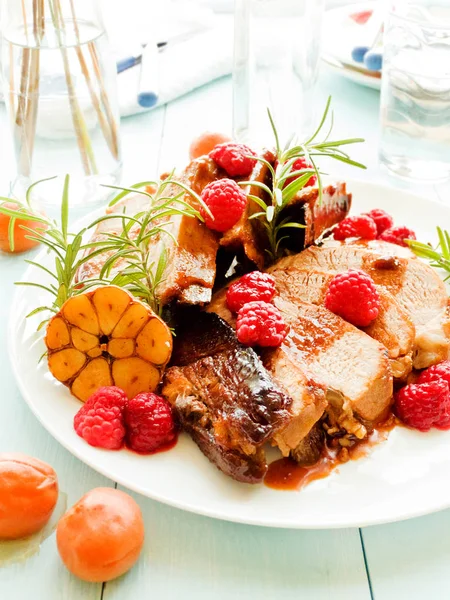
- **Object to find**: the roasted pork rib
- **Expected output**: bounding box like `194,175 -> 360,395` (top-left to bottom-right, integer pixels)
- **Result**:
78,157 -> 222,306
162,312 -> 292,483
207,287 -> 393,457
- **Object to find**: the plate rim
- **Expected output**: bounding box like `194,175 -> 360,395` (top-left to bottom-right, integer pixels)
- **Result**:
8,177 -> 450,529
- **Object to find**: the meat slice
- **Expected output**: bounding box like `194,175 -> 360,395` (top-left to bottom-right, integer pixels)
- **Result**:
268,267 -> 414,378
276,242 -> 450,369
265,297 -> 393,452
221,177 -> 352,269
162,312 -> 292,483
78,157 -> 222,307
207,289 -> 393,457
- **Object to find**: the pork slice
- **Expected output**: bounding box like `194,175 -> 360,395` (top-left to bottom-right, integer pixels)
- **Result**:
221,172 -> 352,269
162,312 -> 292,483
76,193 -> 150,282
269,267 -> 414,378
207,288 -> 392,456
78,157 -> 222,307
267,297 -> 392,431
276,242 -> 450,369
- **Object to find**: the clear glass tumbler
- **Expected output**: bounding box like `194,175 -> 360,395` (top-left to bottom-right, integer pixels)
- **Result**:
379,1 -> 450,182
1,0 -> 122,209
233,0 -> 324,146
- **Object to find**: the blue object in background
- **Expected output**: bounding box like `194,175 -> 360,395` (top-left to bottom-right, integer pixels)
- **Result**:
364,51 -> 383,71
351,46 -> 370,63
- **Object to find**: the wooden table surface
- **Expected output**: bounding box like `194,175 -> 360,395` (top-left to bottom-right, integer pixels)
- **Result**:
1,65 -> 450,600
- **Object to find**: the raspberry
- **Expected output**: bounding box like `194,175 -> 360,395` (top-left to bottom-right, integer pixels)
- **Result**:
226,272 -> 276,313
209,142 -> 257,177
378,225 -> 416,247
236,301 -> 288,347
324,269 -> 380,327
125,393 -> 177,454
284,157 -> 317,188
333,215 -> 377,241
418,360 -> 450,387
363,209 -> 394,236
200,179 -> 247,232
74,386 -> 128,450
394,380 -> 450,431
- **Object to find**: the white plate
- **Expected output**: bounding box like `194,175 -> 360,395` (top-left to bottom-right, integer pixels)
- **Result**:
8,180 -> 450,529
322,2 -> 382,91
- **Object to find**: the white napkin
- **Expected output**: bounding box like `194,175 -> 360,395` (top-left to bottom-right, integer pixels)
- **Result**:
117,24 -> 233,118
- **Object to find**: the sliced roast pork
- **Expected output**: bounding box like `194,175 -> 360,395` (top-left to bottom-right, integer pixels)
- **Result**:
276,241 -> 450,369
207,289 -> 393,458
268,267 -> 415,378
78,157 -> 223,306
221,179 -> 352,269
162,312 -> 293,483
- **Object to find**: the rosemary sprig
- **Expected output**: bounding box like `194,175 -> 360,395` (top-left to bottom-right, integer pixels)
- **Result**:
0,173 -> 207,319
86,175 -> 207,314
240,96 -> 366,261
407,227 -> 450,280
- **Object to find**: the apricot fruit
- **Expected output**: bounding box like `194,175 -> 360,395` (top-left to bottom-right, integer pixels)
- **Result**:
0,453 -> 59,540
189,131 -> 231,160
0,202 -> 47,253
56,487 -> 144,582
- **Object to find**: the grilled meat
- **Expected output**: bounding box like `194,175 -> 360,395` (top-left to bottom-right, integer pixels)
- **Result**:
162,312 -> 292,483
276,241 -> 450,369
221,179 -> 352,269
268,267 -> 414,379
207,288 -> 393,458
78,157 -> 222,307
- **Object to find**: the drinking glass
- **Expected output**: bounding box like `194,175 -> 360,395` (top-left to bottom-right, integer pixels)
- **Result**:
379,1 -> 450,182
233,0 -> 324,146
0,0 -> 122,209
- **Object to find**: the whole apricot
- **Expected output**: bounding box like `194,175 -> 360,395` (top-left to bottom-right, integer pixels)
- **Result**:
57,487 -> 144,582
0,201 -> 47,253
0,453 -> 59,540
189,131 -> 231,160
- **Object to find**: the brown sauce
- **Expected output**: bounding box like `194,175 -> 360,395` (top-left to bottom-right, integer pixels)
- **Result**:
264,413 -> 398,491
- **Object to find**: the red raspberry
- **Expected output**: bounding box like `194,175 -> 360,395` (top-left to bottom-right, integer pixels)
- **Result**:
236,301 -> 288,347
200,179 -> 247,232
226,272 -> 276,313
74,386 -> 128,450
209,142 -> 257,177
363,209 -> 394,236
333,215 -> 377,241
378,225 -> 416,247
324,269 -> 380,327
125,393 -> 177,454
394,380 -> 450,431
418,360 -> 450,387
284,157 -> 317,188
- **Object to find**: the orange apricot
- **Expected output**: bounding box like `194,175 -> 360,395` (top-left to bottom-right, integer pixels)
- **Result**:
0,453 -> 59,540
189,131 -> 231,160
0,201 -> 47,253
56,487 -> 145,582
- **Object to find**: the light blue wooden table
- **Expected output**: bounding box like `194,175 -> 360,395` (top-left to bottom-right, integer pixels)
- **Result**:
1,68 -> 450,600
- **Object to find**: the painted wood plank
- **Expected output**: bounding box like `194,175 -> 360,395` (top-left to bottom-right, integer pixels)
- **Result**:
0,257 -> 109,600
104,490 -> 372,600
362,511 -> 450,600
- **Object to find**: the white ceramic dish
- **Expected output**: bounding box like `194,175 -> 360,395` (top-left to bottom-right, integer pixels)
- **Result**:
9,180 -> 450,529
322,2 -> 382,91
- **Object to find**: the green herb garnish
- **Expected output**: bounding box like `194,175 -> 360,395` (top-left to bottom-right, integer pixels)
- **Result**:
407,227 -> 450,280
240,97 -> 366,261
